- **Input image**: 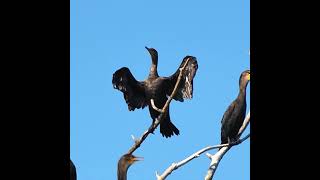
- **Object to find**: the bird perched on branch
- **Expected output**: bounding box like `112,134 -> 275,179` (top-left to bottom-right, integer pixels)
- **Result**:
112,47 -> 198,138
117,154 -> 143,180
70,159 -> 77,180
221,70 -> 250,145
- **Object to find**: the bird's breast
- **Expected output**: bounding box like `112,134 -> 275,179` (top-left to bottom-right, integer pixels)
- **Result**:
144,78 -> 166,100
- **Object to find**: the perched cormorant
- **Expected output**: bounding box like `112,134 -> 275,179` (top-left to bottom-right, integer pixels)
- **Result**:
70,159 -> 77,180
112,47 -> 198,138
117,154 -> 142,180
221,70 -> 250,145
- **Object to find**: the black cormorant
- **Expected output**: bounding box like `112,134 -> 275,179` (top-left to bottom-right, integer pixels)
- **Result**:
70,159 -> 77,180
112,47 -> 198,138
117,154 -> 142,180
221,70 -> 250,145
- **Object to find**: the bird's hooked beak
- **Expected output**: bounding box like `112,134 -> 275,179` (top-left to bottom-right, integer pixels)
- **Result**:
247,71 -> 250,81
145,46 -> 150,51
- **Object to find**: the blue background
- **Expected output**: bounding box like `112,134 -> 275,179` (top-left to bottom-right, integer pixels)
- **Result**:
71,0 -> 250,179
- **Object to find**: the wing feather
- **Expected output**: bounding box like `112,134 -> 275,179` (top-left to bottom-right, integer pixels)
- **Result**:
112,67 -> 147,111
165,56 -> 198,102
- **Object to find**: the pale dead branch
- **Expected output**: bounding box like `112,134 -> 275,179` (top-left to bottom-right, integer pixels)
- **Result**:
204,112 -> 250,180
155,112 -> 250,180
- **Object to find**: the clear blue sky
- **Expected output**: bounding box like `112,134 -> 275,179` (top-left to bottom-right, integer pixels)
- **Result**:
70,0 -> 250,180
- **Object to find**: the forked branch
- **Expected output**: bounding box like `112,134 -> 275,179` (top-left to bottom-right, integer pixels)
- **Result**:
156,112 -> 250,180
204,112 -> 250,180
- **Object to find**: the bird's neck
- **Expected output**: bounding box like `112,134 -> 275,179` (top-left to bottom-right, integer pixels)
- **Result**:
117,167 -> 128,180
149,58 -> 159,78
237,89 -> 246,102
118,173 -> 127,180
238,80 -> 249,100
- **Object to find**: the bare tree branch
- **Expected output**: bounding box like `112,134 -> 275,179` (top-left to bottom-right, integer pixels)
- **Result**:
150,99 -> 164,113
123,56 -> 249,179
126,58 -> 191,155
205,112 -> 250,180
156,131 -> 250,180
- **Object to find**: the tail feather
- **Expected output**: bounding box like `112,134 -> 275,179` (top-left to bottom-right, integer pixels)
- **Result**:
160,119 -> 180,138
148,104 -> 179,138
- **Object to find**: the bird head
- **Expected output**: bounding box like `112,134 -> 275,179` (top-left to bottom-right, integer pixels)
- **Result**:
117,154 -> 143,180
118,154 -> 143,170
145,46 -> 158,64
239,70 -> 250,86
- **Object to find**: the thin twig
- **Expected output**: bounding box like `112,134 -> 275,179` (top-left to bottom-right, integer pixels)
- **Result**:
126,58 -> 191,155
161,57 -> 191,112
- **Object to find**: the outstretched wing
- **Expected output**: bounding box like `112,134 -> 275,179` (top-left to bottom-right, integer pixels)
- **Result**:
165,56 -> 198,102
112,67 -> 148,111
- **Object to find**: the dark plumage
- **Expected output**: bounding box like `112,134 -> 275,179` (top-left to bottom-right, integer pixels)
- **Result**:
112,47 -> 198,138
70,159 -> 77,180
117,154 -> 142,180
221,70 -> 250,144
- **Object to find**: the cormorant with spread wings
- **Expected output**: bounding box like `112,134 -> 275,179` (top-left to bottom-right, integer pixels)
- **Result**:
112,47 -> 198,138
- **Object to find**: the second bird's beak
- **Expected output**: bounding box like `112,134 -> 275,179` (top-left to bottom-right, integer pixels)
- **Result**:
145,46 -> 150,51
132,156 -> 144,162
